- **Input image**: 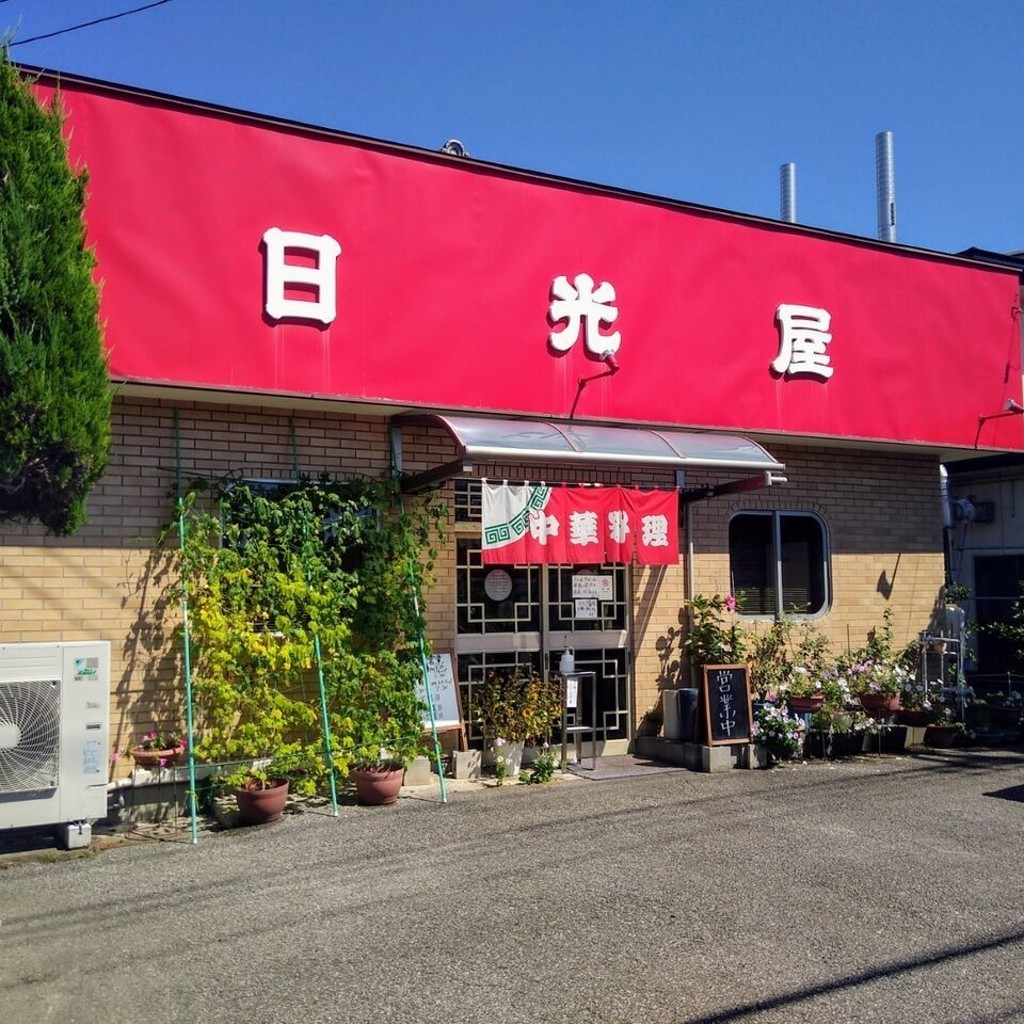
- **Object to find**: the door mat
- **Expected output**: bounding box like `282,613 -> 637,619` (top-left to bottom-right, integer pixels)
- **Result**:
565,754 -> 690,781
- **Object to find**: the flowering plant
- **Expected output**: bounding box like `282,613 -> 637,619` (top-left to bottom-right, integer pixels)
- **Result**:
840,608 -> 916,698
684,593 -> 744,673
473,666 -> 561,744
779,664 -> 825,699
900,677 -> 934,712
133,728 -> 187,752
929,703 -> 966,731
522,744 -> 558,785
841,658 -> 909,697
809,708 -> 874,734
978,690 -> 1023,708
752,702 -> 804,759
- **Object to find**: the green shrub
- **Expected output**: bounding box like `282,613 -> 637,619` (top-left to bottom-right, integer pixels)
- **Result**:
0,52 -> 111,533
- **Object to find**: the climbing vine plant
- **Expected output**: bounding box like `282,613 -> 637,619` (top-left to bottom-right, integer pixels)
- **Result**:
177,473 -> 446,791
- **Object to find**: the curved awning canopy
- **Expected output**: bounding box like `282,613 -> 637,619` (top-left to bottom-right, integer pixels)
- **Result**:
391,413 -> 786,501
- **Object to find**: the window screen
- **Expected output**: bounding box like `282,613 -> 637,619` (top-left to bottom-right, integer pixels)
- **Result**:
729,511 -> 829,617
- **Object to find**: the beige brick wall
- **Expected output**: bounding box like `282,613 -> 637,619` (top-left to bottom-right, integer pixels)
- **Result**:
0,398 -> 945,775
634,442 -> 945,719
0,395 -> 395,775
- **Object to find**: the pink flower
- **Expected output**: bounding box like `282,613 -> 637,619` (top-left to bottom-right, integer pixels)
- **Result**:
725,594 -> 737,612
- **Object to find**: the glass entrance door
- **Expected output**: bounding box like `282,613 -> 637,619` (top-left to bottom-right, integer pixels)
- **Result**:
455,535 -> 632,755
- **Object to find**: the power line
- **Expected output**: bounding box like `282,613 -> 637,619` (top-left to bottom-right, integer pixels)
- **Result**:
10,0 -> 176,46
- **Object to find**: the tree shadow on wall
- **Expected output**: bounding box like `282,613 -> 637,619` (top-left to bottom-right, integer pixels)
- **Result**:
114,538 -> 183,759
654,605 -> 687,693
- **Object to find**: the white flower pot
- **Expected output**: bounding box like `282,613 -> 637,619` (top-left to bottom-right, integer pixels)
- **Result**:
490,740 -> 524,777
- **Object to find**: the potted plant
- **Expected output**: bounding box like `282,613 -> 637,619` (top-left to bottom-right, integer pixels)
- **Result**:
472,666 -> 561,780
339,650 -> 428,805
805,708 -> 872,759
683,593 -> 745,682
966,690 -> 1022,740
772,623 -> 834,713
897,676 -> 936,727
745,618 -> 794,702
923,704 -> 967,748
222,761 -> 291,825
751,701 -> 804,764
844,658 -> 906,715
840,611 -> 913,715
128,728 -> 187,769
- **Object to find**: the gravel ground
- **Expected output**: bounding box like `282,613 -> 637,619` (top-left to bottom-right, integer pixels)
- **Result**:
2,747 -> 1023,1024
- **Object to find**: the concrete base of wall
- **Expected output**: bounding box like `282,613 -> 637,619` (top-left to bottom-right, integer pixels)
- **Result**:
634,735 -> 760,772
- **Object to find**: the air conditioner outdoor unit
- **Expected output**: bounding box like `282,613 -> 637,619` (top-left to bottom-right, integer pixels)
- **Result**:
0,641 -> 110,849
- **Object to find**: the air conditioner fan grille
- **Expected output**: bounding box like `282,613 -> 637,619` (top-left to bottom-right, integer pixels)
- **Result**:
0,679 -> 61,793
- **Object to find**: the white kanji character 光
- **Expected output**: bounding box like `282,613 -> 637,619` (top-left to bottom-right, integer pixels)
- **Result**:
548,273 -> 621,356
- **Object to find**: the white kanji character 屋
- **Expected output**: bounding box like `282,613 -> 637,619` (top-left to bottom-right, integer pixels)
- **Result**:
772,303 -> 834,379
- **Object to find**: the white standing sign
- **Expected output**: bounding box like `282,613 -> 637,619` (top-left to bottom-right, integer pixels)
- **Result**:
416,652 -> 462,730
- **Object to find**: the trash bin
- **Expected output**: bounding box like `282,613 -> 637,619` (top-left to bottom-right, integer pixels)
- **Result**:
678,688 -> 699,743
662,689 -> 683,740
662,688 -> 699,742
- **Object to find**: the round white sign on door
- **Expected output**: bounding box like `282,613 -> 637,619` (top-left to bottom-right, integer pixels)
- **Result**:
483,568 -> 513,602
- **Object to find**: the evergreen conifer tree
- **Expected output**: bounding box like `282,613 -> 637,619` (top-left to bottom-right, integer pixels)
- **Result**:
0,50 -> 111,534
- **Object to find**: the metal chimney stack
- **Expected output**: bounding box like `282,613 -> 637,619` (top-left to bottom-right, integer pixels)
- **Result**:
780,163 -> 797,223
875,131 -> 896,242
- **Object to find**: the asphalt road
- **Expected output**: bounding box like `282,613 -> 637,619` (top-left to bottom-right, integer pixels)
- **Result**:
3,749 -> 1024,1024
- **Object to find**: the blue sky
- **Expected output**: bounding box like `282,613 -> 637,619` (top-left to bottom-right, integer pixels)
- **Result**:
3,0 -> 1021,255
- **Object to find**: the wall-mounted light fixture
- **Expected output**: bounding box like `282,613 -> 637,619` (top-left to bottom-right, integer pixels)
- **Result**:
569,350 -> 622,418
974,398 -> 1024,447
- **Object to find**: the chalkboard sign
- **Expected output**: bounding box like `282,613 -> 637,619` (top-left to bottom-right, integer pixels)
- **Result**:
701,664 -> 753,746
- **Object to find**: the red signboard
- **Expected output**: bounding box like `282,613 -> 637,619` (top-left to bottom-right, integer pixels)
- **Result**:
481,484 -> 678,565
34,73 -> 1024,451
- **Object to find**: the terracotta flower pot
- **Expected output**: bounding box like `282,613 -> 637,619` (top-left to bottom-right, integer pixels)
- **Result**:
859,692 -> 901,715
924,725 -> 961,748
130,746 -> 183,769
352,765 -> 404,805
897,709 -> 930,727
233,778 -> 290,824
786,694 -> 824,713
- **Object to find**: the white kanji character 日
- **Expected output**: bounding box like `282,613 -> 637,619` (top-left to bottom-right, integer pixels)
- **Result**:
772,304 -> 833,379
641,514 -> 669,549
548,273 -> 621,356
263,227 -> 342,325
569,510 -> 600,547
